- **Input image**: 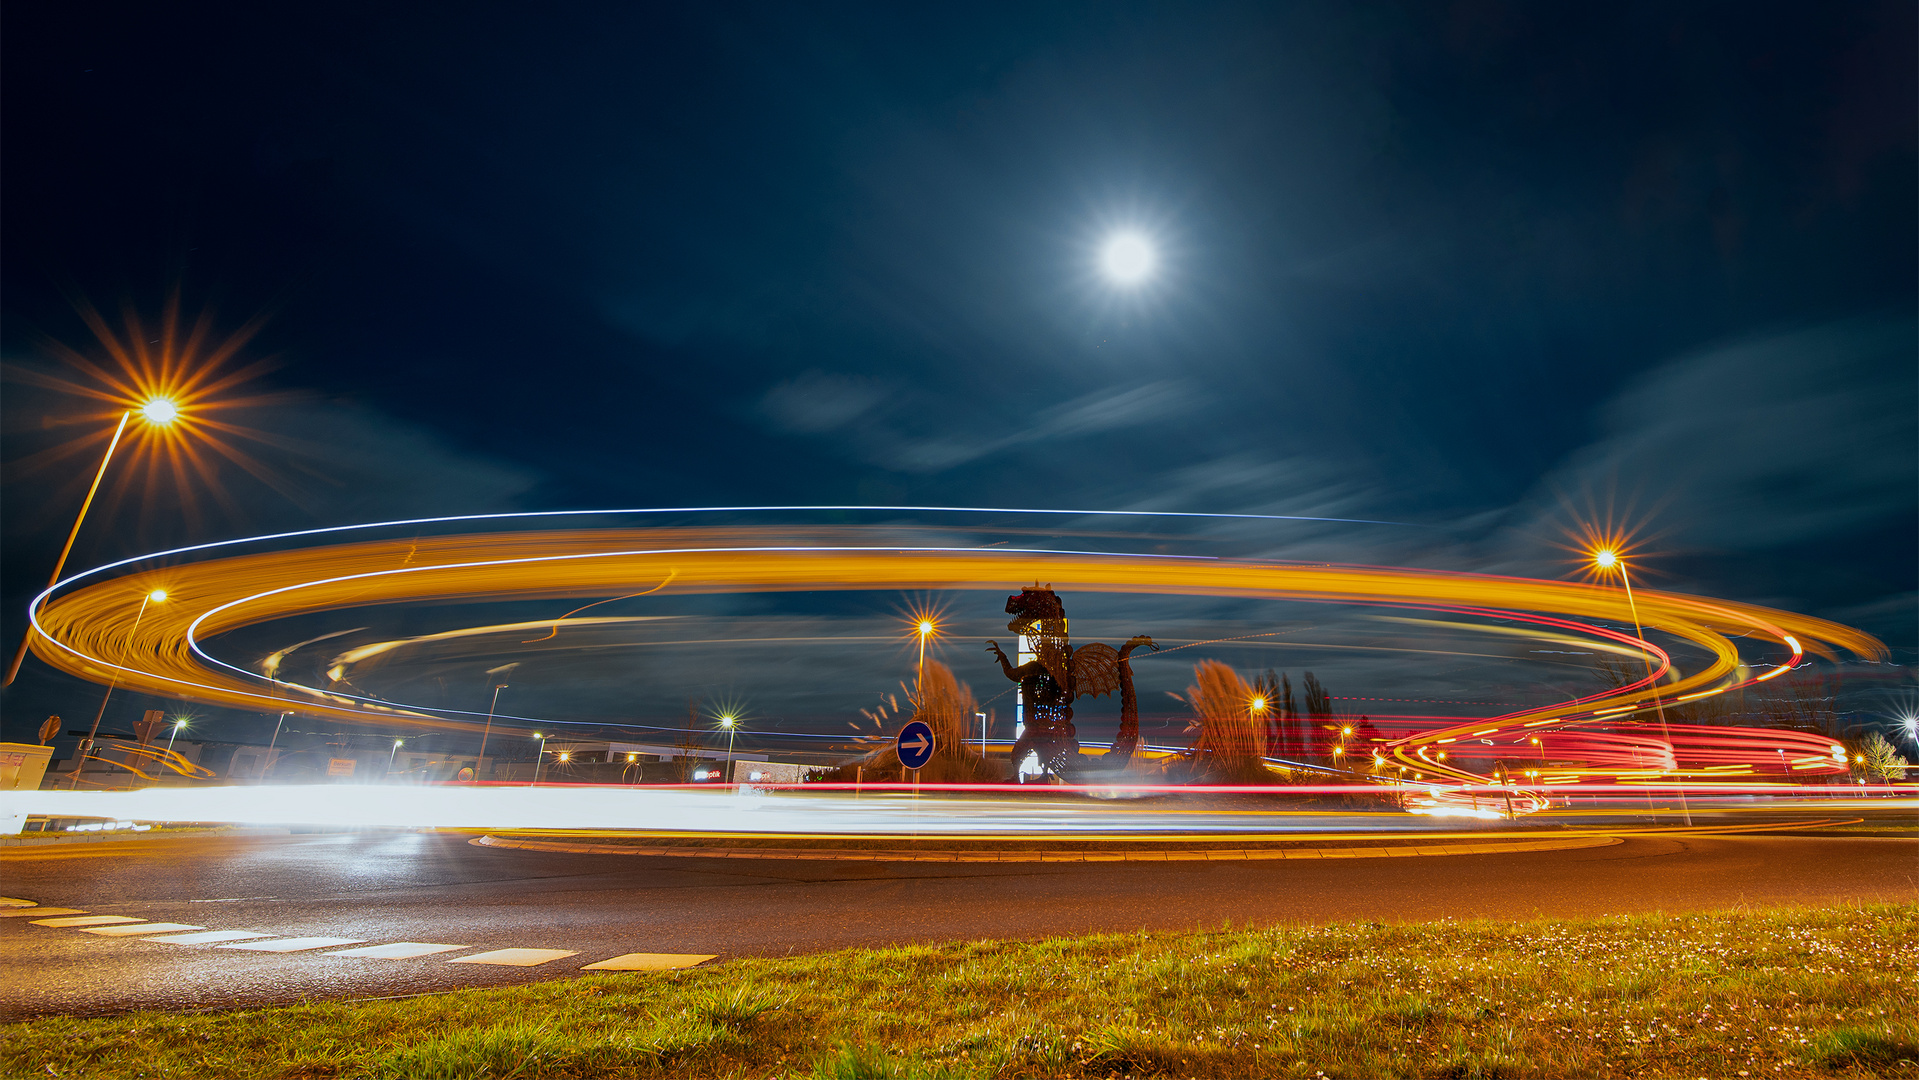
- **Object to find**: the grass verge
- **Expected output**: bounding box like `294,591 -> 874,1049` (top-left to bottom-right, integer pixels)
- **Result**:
8,904 -> 1915,1078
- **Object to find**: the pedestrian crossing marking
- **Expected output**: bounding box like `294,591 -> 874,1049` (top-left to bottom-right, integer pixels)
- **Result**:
449,948 -> 577,967
0,897 -> 35,907
15,902 -> 721,976
145,930 -> 271,944
219,936 -> 365,952
1,907 -> 84,918
326,942 -> 471,959
581,953 -> 718,971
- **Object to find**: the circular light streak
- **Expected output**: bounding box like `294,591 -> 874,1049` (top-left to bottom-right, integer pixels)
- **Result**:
29,524 -> 1881,771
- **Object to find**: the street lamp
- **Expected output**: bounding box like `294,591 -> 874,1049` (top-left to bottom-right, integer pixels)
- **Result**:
915,618 -> 937,696
5,396 -> 182,687
478,681 -> 508,778
262,711 -> 289,779
1591,547 -> 1692,826
531,732 -> 547,786
69,588 -> 167,788
165,718 -> 188,756
387,739 -> 404,778
719,715 -> 738,784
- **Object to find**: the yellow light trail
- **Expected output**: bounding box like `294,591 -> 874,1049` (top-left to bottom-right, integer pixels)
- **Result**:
28,527 -> 1881,752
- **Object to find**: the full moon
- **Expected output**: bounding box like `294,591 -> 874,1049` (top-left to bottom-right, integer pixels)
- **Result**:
1100,231 -> 1156,285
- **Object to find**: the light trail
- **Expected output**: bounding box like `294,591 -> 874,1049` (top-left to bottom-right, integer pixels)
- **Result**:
22,520 -> 1888,827
5,782 -> 1909,837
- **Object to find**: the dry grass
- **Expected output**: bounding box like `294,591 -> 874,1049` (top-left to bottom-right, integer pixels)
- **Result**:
7,904 -> 1915,1078
1182,660 -> 1268,781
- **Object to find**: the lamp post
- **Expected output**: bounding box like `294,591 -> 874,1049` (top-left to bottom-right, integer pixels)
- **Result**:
69,588 -> 167,788
478,682 -> 508,778
1592,548 -> 1691,826
531,732 -> 547,786
917,620 -> 935,688
263,711 -> 289,779
6,396 -> 181,687
719,716 -> 738,784
165,718 -> 188,756
387,739 -> 403,779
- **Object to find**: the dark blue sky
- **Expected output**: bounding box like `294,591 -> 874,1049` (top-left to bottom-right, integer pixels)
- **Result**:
3,2 -> 1913,742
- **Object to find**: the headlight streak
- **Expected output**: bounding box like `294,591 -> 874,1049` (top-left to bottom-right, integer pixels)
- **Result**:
24,516 -> 1886,831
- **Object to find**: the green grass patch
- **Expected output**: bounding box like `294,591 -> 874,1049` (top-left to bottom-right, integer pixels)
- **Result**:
8,905 -> 1915,1078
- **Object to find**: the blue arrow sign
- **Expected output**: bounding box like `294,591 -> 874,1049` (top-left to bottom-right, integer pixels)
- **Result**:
895,720 -> 935,771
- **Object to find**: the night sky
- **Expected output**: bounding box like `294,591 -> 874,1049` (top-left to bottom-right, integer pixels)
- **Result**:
3,3 -> 1913,748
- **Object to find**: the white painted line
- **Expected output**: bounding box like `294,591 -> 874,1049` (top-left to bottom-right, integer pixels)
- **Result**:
0,897 -> 36,908
219,937 -> 365,952
581,953 -> 717,971
326,942 -> 471,959
32,915 -> 141,927
447,948 -> 577,967
1,907 -> 84,918
145,930 -> 272,944
81,922 -> 206,937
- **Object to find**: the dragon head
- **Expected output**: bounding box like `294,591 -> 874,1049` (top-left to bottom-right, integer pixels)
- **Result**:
1005,585 -> 1067,637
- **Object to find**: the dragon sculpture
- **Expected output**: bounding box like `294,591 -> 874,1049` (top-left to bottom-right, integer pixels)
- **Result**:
985,585 -> 1156,781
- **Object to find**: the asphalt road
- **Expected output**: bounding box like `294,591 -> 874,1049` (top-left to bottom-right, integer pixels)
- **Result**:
3,830 -> 1913,1017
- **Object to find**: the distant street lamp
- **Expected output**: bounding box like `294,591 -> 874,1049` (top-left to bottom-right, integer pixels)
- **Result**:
478,681 -> 509,777
917,619 -> 935,690
387,739 -> 404,778
1592,547 -> 1692,826
263,711 -> 289,779
719,715 -> 738,784
6,397 -> 182,687
69,588 -> 167,788
165,718 -> 188,757
531,732 -> 547,786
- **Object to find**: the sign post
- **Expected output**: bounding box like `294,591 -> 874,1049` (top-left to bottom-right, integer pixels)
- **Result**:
896,719 -> 935,801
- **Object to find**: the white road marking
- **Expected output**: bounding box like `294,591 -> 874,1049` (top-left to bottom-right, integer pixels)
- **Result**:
0,897 -> 36,908
1,907 -> 84,918
581,953 -> 717,971
146,930 -> 272,944
326,942 -> 471,959
32,915 -> 141,927
448,948 -> 577,967
81,923 -> 205,936
219,937 -> 364,952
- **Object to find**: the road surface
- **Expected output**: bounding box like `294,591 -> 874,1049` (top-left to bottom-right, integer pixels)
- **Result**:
3,829 -> 1912,1017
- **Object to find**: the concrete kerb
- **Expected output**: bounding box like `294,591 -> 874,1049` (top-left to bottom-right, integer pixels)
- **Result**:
470,834 -> 1624,862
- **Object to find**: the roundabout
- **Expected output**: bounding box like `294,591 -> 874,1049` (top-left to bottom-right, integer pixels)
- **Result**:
26,514 -> 1884,800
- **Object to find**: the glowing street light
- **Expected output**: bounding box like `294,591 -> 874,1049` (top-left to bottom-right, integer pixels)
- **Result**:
387,738 -> 404,778
6,398 -> 183,687
140,396 -> 180,425
1590,546 -> 1691,826
164,718 -> 188,757
531,732 -> 547,786
69,587 -> 167,788
1100,231 -> 1156,285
